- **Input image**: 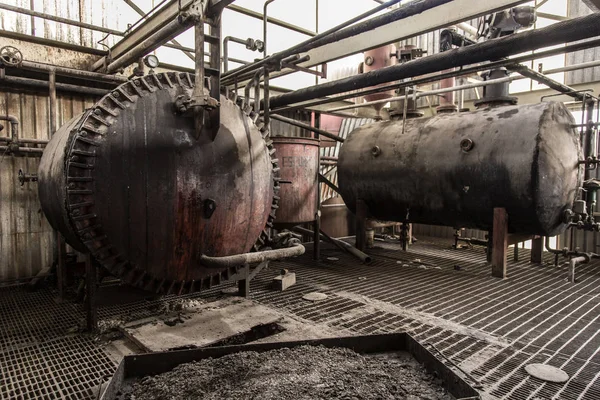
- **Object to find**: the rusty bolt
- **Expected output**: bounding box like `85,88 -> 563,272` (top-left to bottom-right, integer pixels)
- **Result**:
460,138 -> 474,152
365,56 -> 375,66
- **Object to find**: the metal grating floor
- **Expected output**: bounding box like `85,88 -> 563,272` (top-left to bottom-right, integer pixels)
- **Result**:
253,238 -> 600,400
1,237 -> 600,399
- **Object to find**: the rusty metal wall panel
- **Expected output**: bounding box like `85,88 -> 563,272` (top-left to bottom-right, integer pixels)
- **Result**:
566,0 -> 600,85
0,87 -> 96,282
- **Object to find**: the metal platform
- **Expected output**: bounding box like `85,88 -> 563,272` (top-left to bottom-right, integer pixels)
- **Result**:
1,237 -> 600,399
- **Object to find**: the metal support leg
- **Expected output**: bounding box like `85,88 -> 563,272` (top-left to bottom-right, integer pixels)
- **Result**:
513,244 -> 519,262
531,236 -> 544,264
238,263 -> 251,298
85,254 -> 97,332
355,199 -> 367,252
56,233 -> 67,301
492,208 -> 508,278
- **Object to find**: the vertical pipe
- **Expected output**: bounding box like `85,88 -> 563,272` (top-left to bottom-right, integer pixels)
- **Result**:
313,112 -> 321,260
29,0 -> 35,36
49,70 -> 57,136
194,21 -> 206,140
315,0 -> 319,85
223,37 -> 230,72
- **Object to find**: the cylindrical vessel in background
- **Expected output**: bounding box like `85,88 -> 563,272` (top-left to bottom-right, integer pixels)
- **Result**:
362,44 -> 397,114
338,102 -> 582,236
272,136 -> 320,227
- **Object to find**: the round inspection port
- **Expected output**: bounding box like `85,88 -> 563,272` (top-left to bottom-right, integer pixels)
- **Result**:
460,138 -> 474,152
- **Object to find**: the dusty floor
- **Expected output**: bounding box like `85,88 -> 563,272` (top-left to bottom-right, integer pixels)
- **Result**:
1,238 -> 600,399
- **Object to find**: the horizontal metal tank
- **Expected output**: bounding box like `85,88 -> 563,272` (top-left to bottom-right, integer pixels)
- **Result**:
38,72 -> 277,294
271,136 -> 319,227
338,102 -> 582,236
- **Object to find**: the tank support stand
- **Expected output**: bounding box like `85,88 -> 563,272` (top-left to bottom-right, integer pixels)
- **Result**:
84,254 -> 98,332
531,236 -> 544,264
492,208 -> 509,278
234,261 -> 270,298
56,233 -> 67,302
355,200 -> 368,252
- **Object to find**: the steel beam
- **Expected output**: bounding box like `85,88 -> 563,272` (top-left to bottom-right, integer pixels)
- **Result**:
91,0 -> 194,71
93,0 -> 235,72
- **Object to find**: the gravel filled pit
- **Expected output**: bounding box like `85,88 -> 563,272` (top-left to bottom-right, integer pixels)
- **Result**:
126,345 -> 454,400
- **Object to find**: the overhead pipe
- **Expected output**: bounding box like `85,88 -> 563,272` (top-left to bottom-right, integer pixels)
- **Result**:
0,75 -> 109,96
0,146 -> 44,156
14,60 -> 127,84
268,13 -> 600,109
221,0 -> 406,82
507,64 -> 587,101
328,75 -> 516,112
270,114 -> 344,143
199,242 -> 305,268
272,37 -> 600,113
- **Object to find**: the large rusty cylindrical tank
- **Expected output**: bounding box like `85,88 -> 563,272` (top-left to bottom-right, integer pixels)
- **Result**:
271,136 -> 319,227
338,102 -> 582,236
38,72 -> 277,293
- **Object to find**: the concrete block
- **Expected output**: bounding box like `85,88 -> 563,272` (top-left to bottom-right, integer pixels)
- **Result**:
272,272 -> 296,291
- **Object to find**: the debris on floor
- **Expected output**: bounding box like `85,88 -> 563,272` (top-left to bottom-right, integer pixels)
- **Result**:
128,345 -> 454,400
302,292 -> 328,301
272,270 -> 296,291
121,297 -> 282,352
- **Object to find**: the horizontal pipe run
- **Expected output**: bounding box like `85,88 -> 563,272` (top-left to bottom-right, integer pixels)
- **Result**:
328,75 -> 517,112
269,13 -> 600,109
1,75 -> 109,96
273,37 -> 600,113
199,242 -> 305,268
270,114 -> 343,143
0,29 -> 107,56
507,65 -> 585,101
17,60 -> 127,84
293,226 -> 372,264
0,146 -> 44,156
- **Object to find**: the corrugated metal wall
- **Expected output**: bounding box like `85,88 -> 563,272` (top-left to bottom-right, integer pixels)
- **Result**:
566,0 -> 600,85
0,87 -> 97,282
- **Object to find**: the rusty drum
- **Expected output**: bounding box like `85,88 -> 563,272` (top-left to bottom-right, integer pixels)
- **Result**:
272,136 -> 320,227
38,72 -> 277,294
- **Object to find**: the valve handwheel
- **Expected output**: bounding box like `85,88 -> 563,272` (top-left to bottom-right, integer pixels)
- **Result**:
0,46 -> 23,67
